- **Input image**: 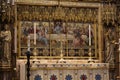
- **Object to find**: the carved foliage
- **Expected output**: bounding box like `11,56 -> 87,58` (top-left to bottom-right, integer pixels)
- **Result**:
17,5 -> 98,22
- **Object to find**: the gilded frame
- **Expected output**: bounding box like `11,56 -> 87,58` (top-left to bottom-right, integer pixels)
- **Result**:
15,0 -> 102,61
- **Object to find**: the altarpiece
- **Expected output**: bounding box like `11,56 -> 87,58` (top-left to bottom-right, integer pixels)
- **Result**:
14,0 -> 109,80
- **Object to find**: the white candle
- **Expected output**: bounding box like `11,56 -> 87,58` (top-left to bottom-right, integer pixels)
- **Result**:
34,23 -> 36,45
27,35 -> 30,51
7,0 -> 10,3
14,27 -> 17,53
12,0 -> 15,5
89,24 -> 91,46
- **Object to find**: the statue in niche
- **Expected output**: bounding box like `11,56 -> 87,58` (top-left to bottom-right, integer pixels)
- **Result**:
0,24 -> 11,64
105,27 -> 115,63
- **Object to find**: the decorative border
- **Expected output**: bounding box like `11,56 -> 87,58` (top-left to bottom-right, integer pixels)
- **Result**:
18,21 -> 98,59
15,0 -> 100,7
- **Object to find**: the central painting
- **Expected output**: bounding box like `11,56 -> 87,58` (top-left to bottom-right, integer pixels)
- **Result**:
19,21 -> 97,59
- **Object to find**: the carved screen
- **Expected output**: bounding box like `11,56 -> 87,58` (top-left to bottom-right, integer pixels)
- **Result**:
17,4 -> 99,59
19,21 -> 98,59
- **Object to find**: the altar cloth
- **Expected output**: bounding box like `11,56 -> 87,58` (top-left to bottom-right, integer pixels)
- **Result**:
17,60 -> 109,80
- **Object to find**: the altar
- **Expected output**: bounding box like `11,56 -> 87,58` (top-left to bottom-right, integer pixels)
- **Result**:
15,1 -> 110,80
17,60 -> 109,80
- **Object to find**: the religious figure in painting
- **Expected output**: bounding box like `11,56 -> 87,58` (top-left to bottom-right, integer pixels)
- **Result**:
80,27 -> 88,46
37,27 -> 48,46
54,22 -> 63,34
73,27 -> 83,47
73,36 -> 81,47
22,25 -> 29,36
0,24 -> 11,64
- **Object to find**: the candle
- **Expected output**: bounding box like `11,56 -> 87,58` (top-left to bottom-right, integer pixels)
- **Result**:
7,0 -> 10,3
12,0 -> 15,5
89,24 -> 91,46
27,35 -> 30,51
34,23 -> 36,45
14,27 -> 17,53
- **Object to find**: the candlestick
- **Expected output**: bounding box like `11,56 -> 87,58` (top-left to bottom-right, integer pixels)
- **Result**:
88,24 -> 95,63
118,39 -> 120,51
119,38 -> 120,78
27,35 -> 30,51
60,40 -> 63,54
89,24 -> 91,46
61,40 -> 62,48
34,23 -> 36,45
